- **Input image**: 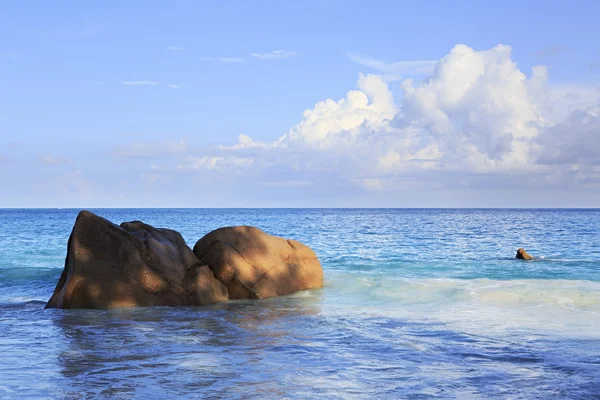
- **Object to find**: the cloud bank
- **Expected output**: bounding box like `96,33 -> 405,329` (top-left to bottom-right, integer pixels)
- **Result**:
170,44 -> 599,200
13,43 -> 597,207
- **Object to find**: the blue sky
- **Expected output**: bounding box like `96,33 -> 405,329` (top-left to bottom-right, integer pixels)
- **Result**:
1,0 -> 600,207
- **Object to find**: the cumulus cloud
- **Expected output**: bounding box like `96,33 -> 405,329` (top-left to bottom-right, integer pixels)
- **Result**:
535,106 -> 600,166
219,134 -> 275,150
120,44 -> 597,201
281,73 -> 396,148
398,44 -> 545,171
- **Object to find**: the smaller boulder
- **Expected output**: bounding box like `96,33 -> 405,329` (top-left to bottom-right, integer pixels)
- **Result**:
516,248 -> 533,260
193,226 -> 323,300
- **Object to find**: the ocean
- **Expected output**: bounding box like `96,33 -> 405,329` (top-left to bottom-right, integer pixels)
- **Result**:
0,208 -> 599,399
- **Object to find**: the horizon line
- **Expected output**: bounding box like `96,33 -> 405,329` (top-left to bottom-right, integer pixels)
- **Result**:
1,207 -> 599,210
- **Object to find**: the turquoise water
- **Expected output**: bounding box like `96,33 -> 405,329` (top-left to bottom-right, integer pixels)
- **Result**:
1,209 -> 599,398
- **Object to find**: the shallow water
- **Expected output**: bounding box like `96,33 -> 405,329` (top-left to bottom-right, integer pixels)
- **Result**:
1,209 -> 599,398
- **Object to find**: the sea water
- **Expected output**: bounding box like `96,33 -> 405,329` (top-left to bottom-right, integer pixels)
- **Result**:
0,209 -> 599,399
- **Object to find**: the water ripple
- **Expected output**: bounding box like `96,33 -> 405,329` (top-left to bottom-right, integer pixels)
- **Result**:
0,209 -> 599,398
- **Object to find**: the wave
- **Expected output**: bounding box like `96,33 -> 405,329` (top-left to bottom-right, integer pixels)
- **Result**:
0,267 -> 61,286
324,273 -> 600,339
327,274 -> 600,309
0,299 -> 47,309
1,264 -> 599,340
499,256 -> 598,263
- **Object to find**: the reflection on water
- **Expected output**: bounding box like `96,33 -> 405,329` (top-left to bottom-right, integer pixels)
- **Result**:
51,294 -> 322,398
2,209 -> 600,398
0,287 -> 598,399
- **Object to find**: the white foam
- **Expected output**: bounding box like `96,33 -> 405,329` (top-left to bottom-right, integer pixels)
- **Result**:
0,296 -> 42,304
323,273 -> 600,339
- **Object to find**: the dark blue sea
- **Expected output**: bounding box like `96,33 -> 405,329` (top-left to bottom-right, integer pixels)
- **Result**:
1,209 -> 599,399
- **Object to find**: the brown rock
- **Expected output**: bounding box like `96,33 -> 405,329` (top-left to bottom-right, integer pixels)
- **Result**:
45,211 -> 227,309
184,264 -> 228,306
193,226 -> 324,300
516,248 -> 534,260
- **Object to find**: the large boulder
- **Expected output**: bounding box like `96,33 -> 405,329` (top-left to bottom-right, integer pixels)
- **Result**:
193,226 -> 324,299
45,211 -> 227,309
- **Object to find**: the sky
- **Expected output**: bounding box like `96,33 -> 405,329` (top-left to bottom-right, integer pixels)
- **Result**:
1,0 -> 600,207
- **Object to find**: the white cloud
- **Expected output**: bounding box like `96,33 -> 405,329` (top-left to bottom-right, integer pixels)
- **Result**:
111,44 -> 597,203
398,44 -> 543,170
167,46 -> 187,51
189,44 -> 600,194
358,178 -> 385,192
204,51 -> 297,63
168,83 -> 188,89
280,73 -> 396,148
121,81 -> 159,86
345,52 -> 436,75
176,156 -> 254,170
251,50 -> 297,59
202,57 -> 245,63
219,57 -> 244,63
535,105 -> 600,166
220,134 -> 275,150
260,180 -> 313,187
38,155 -> 66,165
5,43 -> 597,207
